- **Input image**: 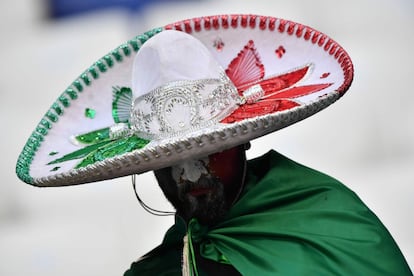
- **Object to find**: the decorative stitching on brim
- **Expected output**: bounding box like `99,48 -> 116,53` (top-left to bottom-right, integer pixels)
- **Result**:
30,91 -> 340,187
16,14 -> 353,187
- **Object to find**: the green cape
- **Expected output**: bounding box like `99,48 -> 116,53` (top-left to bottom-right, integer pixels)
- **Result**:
125,150 -> 412,275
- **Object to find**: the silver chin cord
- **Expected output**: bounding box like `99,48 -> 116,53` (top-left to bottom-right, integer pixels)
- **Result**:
131,174 -> 175,216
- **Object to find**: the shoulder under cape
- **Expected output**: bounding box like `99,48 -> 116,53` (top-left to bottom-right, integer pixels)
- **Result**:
125,150 -> 412,275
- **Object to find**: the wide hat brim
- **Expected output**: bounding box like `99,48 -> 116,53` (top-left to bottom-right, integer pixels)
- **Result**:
16,14 -> 353,187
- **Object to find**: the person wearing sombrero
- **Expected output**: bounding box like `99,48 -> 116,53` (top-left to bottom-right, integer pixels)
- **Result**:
16,15 -> 411,275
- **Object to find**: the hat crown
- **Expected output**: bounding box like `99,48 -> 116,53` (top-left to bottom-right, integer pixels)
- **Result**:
132,30 -> 225,97
130,30 -> 240,140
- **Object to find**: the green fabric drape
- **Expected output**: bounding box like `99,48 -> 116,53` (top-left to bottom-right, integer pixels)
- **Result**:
125,150 -> 412,275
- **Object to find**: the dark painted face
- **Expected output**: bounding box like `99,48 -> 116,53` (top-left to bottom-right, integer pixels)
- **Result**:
154,145 -> 247,225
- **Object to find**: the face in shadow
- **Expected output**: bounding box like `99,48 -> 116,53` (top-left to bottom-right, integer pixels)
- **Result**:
154,145 -> 247,225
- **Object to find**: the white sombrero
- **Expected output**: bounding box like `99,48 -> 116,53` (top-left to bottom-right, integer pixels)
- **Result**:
16,14 -> 353,187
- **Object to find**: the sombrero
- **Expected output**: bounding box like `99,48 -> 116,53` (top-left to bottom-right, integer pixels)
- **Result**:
16,14 -> 353,187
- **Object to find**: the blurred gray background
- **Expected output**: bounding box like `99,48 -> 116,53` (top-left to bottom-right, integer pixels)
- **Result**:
1,0 -> 413,275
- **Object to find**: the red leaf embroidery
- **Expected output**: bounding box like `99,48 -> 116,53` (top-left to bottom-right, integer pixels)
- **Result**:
221,99 -> 299,123
225,40 -> 264,92
266,83 -> 332,99
259,65 -> 310,95
221,41 -> 333,123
